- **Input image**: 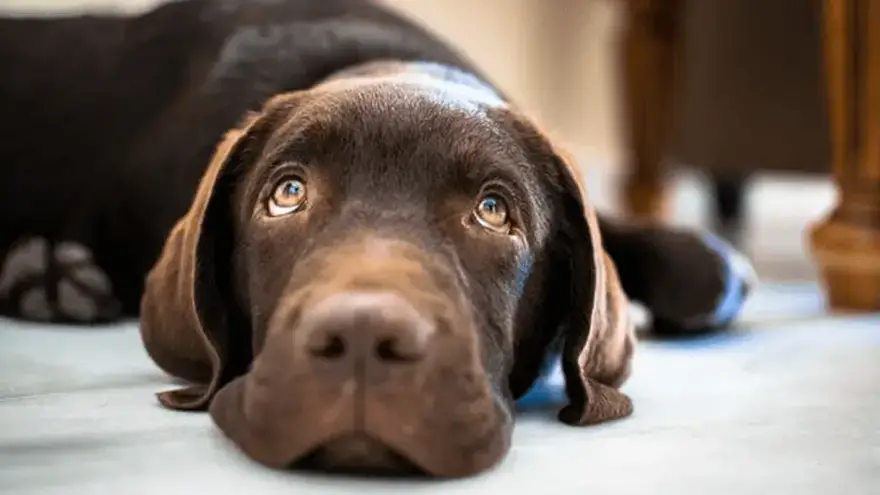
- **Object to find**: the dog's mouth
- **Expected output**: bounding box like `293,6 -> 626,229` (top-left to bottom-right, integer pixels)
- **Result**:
209,289 -> 513,479
292,431 -> 427,477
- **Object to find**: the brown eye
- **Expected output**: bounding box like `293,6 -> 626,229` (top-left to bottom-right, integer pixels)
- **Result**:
268,178 -> 307,216
473,194 -> 510,233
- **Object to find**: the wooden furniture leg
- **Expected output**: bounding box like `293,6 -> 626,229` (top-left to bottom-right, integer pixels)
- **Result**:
618,0 -> 683,220
809,0 -> 880,311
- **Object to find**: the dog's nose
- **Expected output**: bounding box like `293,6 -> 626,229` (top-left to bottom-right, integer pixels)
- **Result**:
300,291 -> 435,365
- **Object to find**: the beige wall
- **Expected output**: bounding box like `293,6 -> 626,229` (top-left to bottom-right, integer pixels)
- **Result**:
2,0 -> 624,165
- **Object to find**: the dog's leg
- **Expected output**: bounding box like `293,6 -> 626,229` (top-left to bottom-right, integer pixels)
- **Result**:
0,237 -> 122,323
597,215 -> 757,333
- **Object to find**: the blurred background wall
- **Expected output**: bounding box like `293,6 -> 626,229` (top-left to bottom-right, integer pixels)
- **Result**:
0,0 -> 839,283
0,0 -> 626,168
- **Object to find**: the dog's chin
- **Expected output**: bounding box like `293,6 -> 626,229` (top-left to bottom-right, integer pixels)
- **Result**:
292,432 -> 426,478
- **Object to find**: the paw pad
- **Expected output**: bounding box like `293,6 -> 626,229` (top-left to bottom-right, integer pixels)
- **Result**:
0,238 -> 121,323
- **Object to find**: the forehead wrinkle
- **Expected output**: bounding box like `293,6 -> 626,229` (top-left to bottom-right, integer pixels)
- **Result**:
261,59 -> 509,164
263,64 -> 510,163
257,93 -> 368,172
266,86 -> 508,165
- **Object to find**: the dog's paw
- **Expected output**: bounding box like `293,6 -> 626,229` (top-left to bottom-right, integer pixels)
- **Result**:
0,238 -> 122,323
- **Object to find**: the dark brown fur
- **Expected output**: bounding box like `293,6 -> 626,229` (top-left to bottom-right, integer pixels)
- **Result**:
0,0 -> 754,479
0,0 -> 480,317
138,76 -> 638,476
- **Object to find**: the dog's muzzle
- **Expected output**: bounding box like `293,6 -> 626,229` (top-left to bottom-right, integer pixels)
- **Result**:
208,240 -> 513,478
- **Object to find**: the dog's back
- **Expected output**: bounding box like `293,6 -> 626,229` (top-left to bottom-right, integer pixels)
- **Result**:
0,0 -> 485,319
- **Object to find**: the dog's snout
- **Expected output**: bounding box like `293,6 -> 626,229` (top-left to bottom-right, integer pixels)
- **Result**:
300,291 -> 435,365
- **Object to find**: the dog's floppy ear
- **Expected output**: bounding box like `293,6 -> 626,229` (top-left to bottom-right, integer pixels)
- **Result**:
504,113 -> 636,426
548,146 -> 637,426
597,216 -> 757,333
139,95 -> 295,411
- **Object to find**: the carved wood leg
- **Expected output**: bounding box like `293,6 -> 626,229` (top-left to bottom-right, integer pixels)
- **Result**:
618,0 -> 683,221
809,0 -> 880,311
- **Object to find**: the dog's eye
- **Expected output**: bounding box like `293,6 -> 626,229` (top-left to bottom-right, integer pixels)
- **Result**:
473,194 -> 510,233
268,178 -> 307,216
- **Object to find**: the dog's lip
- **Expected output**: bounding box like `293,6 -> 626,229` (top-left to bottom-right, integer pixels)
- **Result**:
290,430 -> 428,478
216,368 -> 460,478
215,367 -> 512,478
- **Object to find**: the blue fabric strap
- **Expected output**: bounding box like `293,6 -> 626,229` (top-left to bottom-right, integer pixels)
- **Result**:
700,233 -> 755,327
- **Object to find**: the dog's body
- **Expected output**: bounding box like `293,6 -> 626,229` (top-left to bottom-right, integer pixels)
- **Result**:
0,0 -> 478,319
0,0 -> 755,478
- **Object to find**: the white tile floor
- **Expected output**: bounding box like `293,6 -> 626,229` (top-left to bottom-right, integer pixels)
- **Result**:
2,172 -> 878,494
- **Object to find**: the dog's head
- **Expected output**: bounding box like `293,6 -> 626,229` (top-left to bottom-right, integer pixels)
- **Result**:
138,62 -> 648,477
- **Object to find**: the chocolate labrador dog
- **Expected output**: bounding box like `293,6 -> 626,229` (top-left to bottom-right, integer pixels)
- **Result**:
0,0 -> 756,478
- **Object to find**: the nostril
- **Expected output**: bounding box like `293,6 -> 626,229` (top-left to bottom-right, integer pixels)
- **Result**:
309,333 -> 347,360
374,336 -> 421,363
300,291 -> 436,364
